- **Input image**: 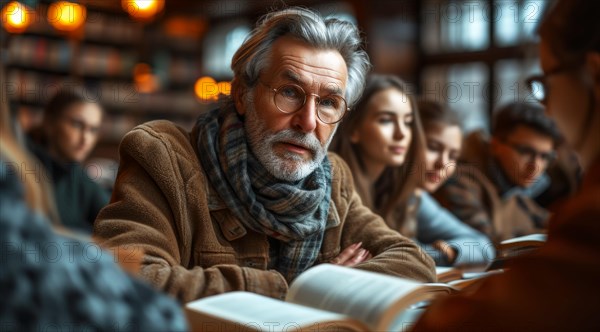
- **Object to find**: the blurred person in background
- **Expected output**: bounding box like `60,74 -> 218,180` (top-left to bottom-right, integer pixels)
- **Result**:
435,101 -> 562,242
418,99 -> 493,265
27,88 -> 109,233
413,0 -> 600,330
331,75 -> 491,267
0,64 -> 187,331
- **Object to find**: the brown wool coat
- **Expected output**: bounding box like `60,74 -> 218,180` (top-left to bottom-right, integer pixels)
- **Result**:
94,120 -> 436,303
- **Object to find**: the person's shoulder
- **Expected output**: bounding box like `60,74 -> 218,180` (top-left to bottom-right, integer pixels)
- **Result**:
128,120 -> 190,144
327,152 -> 351,180
121,120 -> 195,157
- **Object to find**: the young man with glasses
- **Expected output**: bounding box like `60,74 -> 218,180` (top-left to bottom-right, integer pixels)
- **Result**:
414,0 -> 600,329
93,7 -> 436,303
435,102 -> 562,242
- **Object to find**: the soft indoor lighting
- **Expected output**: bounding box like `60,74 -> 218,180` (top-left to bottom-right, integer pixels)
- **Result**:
122,0 -> 165,21
1,1 -> 33,34
47,1 -> 86,32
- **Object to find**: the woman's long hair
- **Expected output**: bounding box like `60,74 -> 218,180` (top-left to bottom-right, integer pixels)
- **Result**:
0,64 -> 59,223
330,74 -> 426,229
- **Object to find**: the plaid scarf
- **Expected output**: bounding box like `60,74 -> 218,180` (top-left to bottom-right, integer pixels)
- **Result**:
196,106 -> 331,282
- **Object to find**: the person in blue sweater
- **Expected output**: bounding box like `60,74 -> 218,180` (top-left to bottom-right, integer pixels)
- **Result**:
415,100 -> 493,266
331,75 -> 492,266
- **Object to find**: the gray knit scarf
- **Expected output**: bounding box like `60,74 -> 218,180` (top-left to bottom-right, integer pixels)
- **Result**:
196,106 -> 331,282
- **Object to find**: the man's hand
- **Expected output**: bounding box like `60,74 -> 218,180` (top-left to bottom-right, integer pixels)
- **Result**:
432,240 -> 457,264
330,242 -> 372,266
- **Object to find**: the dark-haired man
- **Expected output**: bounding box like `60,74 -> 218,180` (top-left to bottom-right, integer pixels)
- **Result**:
435,102 -> 562,242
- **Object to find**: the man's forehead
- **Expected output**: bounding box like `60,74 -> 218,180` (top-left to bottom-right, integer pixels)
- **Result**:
507,126 -> 555,149
264,36 -> 348,92
277,69 -> 345,95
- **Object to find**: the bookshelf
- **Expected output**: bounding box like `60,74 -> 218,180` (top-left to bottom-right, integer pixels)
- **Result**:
3,2 -> 209,160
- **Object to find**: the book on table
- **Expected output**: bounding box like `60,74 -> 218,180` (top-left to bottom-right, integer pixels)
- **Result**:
185,264 -> 457,331
435,266 -> 463,283
498,233 -> 547,256
486,233 -> 547,271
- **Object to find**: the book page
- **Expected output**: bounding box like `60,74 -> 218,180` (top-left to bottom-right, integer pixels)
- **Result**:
186,291 -> 366,332
286,264 -> 452,330
500,233 -> 547,246
435,267 -> 463,283
387,308 -> 427,332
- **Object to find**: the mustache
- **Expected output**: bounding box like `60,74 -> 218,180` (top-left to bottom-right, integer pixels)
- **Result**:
269,129 -> 323,154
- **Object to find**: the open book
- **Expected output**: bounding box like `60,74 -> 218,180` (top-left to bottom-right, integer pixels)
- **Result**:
498,233 -> 547,256
435,266 -> 463,283
185,264 -> 456,331
486,234 -> 547,271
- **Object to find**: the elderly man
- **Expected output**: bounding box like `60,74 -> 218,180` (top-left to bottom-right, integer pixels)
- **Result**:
94,8 -> 435,302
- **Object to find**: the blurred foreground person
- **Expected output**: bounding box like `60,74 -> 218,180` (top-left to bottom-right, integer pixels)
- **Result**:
0,65 -> 187,331
413,0 -> 600,330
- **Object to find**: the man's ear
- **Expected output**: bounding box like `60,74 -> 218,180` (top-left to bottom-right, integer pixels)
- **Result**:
231,78 -> 246,115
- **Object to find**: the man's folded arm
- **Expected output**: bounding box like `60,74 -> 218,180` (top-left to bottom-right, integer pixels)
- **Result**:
94,126 -> 287,303
329,154 -> 436,282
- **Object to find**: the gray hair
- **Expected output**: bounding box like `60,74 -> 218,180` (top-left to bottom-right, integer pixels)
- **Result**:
231,7 -> 371,108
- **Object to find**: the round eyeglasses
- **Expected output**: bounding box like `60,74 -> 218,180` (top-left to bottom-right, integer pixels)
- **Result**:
263,83 -> 350,124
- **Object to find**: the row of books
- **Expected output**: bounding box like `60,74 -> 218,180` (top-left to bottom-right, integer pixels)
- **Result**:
8,35 -> 138,78
7,35 -> 203,84
6,69 -> 203,115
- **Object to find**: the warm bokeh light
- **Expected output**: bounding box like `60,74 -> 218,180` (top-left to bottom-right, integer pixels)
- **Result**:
217,82 -> 231,96
133,63 -> 159,94
164,16 -> 206,39
195,76 -> 219,101
122,0 -> 165,21
47,1 -> 86,32
1,1 -> 33,34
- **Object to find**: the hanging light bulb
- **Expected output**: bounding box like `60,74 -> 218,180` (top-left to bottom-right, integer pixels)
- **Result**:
47,1 -> 86,32
122,0 -> 164,21
1,1 -> 34,34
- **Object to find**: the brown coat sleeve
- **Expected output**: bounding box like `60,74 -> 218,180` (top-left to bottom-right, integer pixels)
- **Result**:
328,154 -> 436,283
94,122 -> 287,303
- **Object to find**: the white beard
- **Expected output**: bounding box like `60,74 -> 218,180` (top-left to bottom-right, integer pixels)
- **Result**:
244,103 -> 334,182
